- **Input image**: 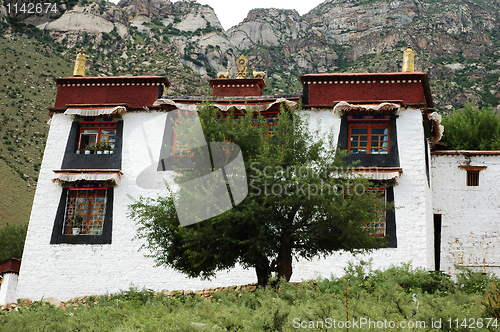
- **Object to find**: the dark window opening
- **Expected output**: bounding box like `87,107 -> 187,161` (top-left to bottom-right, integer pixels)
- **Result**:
434,214 -> 442,271
467,170 -> 480,187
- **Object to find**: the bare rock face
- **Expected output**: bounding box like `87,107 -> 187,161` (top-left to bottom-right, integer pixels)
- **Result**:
118,0 -> 172,21
161,1 -> 223,32
228,8 -> 309,49
41,4 -> 128,38
303,0 -> 417,45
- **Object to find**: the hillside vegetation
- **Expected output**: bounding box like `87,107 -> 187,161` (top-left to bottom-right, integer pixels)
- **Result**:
1,264 -> 499,331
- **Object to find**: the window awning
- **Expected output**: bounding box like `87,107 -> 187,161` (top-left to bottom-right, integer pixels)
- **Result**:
153,98 -> 297,112
64,106 -> 127,116
333,101 -> 401,115
52,170 -> 122,185
352,168 -> 402,180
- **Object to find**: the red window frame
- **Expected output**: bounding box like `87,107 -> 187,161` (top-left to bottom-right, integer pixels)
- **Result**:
63,188 -> 107,236
78,121 -> 117,151
348,122 -> 390,155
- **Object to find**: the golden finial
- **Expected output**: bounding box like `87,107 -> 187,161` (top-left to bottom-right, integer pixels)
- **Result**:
217,67 -> 231,79
251,67 -> 266,79
235,55 -> 248,79
402,47 -> 414,72
73,51 -> 86,77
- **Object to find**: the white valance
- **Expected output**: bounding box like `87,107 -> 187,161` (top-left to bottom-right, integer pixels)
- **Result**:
352,169 -> 402,180
64,106 -> 127,116
153,98 -> 297,112
333,101 -> 401,114
53,171 -> 122,185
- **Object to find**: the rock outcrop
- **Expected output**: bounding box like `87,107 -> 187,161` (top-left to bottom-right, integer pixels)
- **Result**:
228,8 -> 308,49
2,0 -> 499,110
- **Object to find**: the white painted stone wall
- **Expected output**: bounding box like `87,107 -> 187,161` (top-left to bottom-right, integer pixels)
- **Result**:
0,273 -> 19,305
432,154 -> 500,276
18,106 -> 434,301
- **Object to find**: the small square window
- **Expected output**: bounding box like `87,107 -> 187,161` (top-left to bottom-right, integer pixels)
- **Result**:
467,170 -> 480,187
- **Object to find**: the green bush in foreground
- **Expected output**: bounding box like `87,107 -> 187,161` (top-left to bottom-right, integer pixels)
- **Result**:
1,265 -> 499,331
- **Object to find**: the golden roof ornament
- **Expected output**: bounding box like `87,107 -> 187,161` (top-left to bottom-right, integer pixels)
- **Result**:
251,67 -> 266,79
235,54 -> 248,79
217,67 -> 231,79
402,47 -> 414,72
73,51 -> 86,77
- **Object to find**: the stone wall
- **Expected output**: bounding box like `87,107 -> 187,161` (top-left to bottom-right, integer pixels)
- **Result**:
17,106 -> 434,301
432,153 -> 500,276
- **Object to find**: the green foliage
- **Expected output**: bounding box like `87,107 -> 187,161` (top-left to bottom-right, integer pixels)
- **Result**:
455,265 -> 491,294
441,104 -> 500,150
0,223 -> 28,261
1,265 -> 499,331
130,103 -> 388,287
482,280 -> 500,319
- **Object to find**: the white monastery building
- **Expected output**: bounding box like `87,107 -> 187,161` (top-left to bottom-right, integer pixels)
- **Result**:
6,54 -> 500,303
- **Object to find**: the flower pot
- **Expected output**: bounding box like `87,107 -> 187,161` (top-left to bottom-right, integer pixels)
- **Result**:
72,228 -> 80,235
96,150 -> 103,155
76,150 -> 81,154
104,150 -> 110,154
84,150 -> 91,155
110,150 -> 114,154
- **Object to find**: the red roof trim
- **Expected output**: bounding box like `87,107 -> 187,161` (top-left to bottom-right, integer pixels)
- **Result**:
54,76 -> 169,86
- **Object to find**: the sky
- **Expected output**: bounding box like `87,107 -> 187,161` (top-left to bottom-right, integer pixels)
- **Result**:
108,0 -> 324,31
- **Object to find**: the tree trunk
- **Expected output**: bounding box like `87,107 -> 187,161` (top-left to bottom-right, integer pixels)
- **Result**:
255,255 -> 271,287
277,242 -> 293,281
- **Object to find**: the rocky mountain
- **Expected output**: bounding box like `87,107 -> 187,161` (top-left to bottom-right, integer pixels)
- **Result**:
0,0 -> 500,225
2,0 -> 499,108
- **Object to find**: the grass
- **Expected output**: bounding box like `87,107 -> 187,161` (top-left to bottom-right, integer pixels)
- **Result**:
1,264 -> 499,331
0,35 -> 71,228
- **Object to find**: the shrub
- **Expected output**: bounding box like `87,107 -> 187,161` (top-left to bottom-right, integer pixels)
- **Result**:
0,223 -> 28,261
482,280 -> 500,319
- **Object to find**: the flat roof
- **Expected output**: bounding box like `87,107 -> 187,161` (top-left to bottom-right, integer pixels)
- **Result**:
432,150 -> 500,156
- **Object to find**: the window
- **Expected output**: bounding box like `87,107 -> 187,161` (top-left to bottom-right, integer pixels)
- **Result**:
459,165 -> 486,188
466,170 -> 480,187
50,182 -> 114,244
172,124 -> 190,157
78,120 -> 117,153
349,124 -> 389,154
364,189 -> 387,237
63,189 -> 107,235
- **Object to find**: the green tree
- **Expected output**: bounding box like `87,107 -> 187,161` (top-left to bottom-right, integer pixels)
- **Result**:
0,223 -> 28,262
441,104 -> 500,150
129,103 -> 386,286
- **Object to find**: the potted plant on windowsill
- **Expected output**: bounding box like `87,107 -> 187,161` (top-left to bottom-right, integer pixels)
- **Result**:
95,142 -> 103,154
103,143 -> 110,154
71,215 -> 84,235
84,144 -> 92,155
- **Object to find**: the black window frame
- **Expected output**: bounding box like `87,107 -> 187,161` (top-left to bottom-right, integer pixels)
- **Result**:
61,117 -> 123,170
50,184 -> 113,245
338,114 -> 400,167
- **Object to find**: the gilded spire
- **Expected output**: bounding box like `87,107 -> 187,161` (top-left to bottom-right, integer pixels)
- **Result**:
73,51 -> 86,77
235,55 -> 248,79
402,47 -> 414,72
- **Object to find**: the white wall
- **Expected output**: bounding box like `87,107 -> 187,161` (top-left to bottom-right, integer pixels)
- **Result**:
17,107 -> 434,301
432,154 -> 500,276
